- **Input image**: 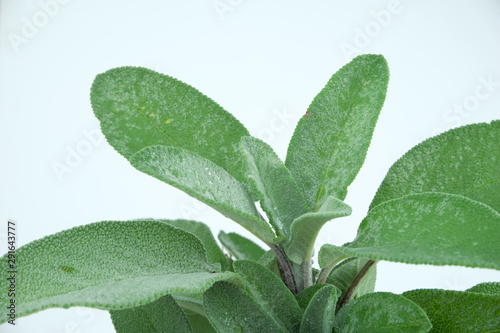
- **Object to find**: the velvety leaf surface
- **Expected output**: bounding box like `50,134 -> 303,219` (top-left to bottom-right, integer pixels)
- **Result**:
203,282 -> 283,333
285,196 -> 352,264
341,192 -> 500,269
110,294 -> 192,333
91,67 -> 251,187
300,285 -> 339,333
371,121 -> 500,212
403,289 -> 500,332
218,231 -> 266,262
233,260 -> 302,332
338,292 -> 432,333
466,281 -> 500,295
164,220 -> 232,271
295,284 -> 329,312
327,257 -> 376,302
318,244 -> 350,269
286,54 -> 389,210
240,136 -> 308,239
0,220 -> 235,324
130,145 -> 277,243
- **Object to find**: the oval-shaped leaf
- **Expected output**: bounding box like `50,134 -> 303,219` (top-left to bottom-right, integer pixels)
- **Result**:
286,54 -> 389,210
342,192 -> 500,269
0,220 -> 235,324
203,281 -> 283,333
371,120 -> 500,212
130,145 -> 277,243
233,260 -> 302,333
91,67 -> 251,187
218,231 -> 266,262
337,292 -> 432,333
403,288 -> 500,332
285,196 -> 352,264
240,136 -> 308,240
110,294 -> 192,333
300,285 -> 339,333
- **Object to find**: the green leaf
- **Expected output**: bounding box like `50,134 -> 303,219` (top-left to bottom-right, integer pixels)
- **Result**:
0,220 -> 235,324
130,145 -> 277,244
295,284 -> 329,312
337,292 -> 432,333
318,243 -> 351,270
286,54 -> 389,210
371,121 -> 500,212
403,289 -> 500,332
285,196 -> 352,264
466,281 -> 500,296
164,220 -> 232,272
203,281 -> 283,333
327,257 -> 376,303
110,294 -> 192,333
91,67 -> 251,188
300,285 -> 339,333
218,231 -> 266,261
233,260 -> 302,332
240,136 -> 308,239
341,192 -> 500,269
186,313 -> 217,333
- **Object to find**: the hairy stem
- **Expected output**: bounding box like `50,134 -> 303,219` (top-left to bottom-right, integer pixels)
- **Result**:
337,260 -> 375,311
270,244 -> 298,295
301,258 -> 313,290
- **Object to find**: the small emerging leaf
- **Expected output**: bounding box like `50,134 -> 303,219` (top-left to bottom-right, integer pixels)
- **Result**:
337,292 -> 432,333
318,244 -> 350,269
130,145 -> 277,243
286,54 -> 389,210
203,282 -> 283,333
300,285 -> 339,333
110,294 -> 192,333
218,231 -> 266,262
403,288 -> 500,332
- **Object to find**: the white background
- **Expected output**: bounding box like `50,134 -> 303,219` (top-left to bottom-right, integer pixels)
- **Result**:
1,1 -> 500,332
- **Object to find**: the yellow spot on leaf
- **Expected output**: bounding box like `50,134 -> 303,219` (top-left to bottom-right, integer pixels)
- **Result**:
164,118 -> 172,124
150,113 -> 156,118
140,106 -> 146,111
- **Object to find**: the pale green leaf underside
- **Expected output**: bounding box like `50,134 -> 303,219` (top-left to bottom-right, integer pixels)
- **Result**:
130,145 -> 277,243
234,260 -> 302,333
164,220 -> 232,272
91,66 -> 251,187
300,284 -> 339,333
338,292 -> 432,333
317,244 -> 350,269
467,281 -> 500,296
286,54 -> 389,210
285,196 -> 352,264
371,120 -> 500,212
110,294 -> 192,333
343,192 -> 500,269
203,282 -> 283,333
403,289 -> 500,332
0,220 -> 235,324
240,136 -> 308,240
218,231 -> 266,262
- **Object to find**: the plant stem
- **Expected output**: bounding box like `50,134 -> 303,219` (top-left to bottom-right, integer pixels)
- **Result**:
270,244 -> 298,295
301,258 -> 313,290
315,255 -> 350,284
337,259 -> 375,311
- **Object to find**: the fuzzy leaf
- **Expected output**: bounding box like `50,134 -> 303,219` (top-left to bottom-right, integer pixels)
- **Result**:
300,285 -> 339,333
0,220 -> 235,324
403,289 -> 500,332
371,121 -> 500,212
327,257 -> 376,303
130,145 -> 277,243
295,284 -> 329,312
318,243 -> 351,269
218,231 -> 266,262
233,260 -> 302,332
337,292 -> 432,333
91,67 -> 251,188
240,136 -> 308,239
110,294 -> 192,333
285,196 -> 352,264
164,220 -> 232,271
341,192 -> 500,269
286,54 -> 389,210
203,282 -> 283,333
467,281 -> 500,295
